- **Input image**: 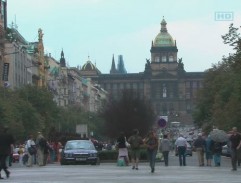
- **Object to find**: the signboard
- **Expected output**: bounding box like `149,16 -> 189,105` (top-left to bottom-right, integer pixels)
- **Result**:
76,124 -> 88,137
2,63 -> 9,81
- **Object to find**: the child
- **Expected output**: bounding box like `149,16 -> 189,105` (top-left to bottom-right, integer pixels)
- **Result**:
18,144 -> 25,166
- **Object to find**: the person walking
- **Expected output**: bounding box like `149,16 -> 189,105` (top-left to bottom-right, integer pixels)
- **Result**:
36,132 -> 46,166
205,135 -> 213,166
160,134 -> 171,166
26,135 -> 36,167
211,140 -> 223,167
144,130 -> 158,173
175,134 -> 187,166
0,126 -> 14,179
116,132 -> 130,166
128,129 -> 143,170
193,133 -> 206,166
229,127 -> 241,171
18,144 -> 25,166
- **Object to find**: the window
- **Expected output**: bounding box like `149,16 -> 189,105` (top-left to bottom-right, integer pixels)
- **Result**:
162,56 -> 167,62
155,57 -> 159,62
169,55 -> 174,62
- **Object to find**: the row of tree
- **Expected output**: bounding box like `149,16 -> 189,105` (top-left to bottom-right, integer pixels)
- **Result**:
0,85 -> 156,143
193,24 -> 241,133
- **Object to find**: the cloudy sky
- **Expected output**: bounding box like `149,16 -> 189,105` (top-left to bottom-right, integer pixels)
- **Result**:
7,0 -> 241,73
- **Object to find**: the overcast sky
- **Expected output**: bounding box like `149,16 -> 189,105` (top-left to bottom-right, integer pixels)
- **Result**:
7,0 -> 241,73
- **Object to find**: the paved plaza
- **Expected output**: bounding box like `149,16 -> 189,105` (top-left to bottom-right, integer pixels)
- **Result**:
1,153 -> 241,183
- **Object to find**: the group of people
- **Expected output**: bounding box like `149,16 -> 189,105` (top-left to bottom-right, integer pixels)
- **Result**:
24,133 -> 63,167
192,127 -> 241,171
0,128 -> 65,180
115,126 -> 241,173
116,129 -> 172,173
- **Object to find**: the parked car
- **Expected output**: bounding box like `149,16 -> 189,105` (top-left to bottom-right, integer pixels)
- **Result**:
221,145 -> 231,157
60,140 -> 99,165
175,142 -> 193,156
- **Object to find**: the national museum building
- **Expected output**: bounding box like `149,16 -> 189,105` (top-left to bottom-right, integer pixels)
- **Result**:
80,19 -> 205,125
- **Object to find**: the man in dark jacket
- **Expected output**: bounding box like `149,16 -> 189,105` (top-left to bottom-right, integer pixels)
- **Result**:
193,133 -> 206,166
229,127 -> 241,171
0,126 -> 14,179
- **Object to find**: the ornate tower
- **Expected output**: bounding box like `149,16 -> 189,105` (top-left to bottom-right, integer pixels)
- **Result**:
150,18 -> 179,76
37,28 -> 48,87
60,49 -> 66,67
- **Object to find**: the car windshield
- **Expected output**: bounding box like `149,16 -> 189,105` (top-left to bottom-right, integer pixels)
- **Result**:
65,140 -> 95,150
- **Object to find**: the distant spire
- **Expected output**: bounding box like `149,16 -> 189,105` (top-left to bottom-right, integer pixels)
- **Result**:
160,17 -> 167,33
110,54 -> 117,74
60,49 -> 66,67
117,55 -> 127,74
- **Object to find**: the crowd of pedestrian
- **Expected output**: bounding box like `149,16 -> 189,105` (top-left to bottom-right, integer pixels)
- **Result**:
114,126 -> 241,174
1,126 -> 241,178
191,127 -> 241,171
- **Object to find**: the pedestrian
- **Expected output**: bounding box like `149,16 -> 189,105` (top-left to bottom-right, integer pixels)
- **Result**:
26,135 -> 36,167
18,144 -> 25,166
237,146 -> 241,167
210,140 -> 223,167
204,135 -> 213,166
144,130 -> 158,173
175,134 -> 187,166
229,127 -> 241,171
128,129 -> 143,170
116,132 -> 130,166
48,141 -> 55,163
36,132 -> 46,166
43,141 -> 52,166
193,133 -> 206,166
160,134 -> 171,166
0,126 -> 14,179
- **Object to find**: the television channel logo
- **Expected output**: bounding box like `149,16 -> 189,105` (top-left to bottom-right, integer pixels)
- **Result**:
215,12 -> 233,21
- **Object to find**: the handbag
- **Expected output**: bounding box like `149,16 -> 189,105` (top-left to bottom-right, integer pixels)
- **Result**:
28,146 -> 36,155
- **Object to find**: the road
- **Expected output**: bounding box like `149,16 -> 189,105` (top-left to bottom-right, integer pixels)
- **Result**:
2,152 -> 240,183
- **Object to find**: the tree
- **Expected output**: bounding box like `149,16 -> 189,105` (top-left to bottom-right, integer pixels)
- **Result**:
193,24 -> 241,132
100,90 -> 155,139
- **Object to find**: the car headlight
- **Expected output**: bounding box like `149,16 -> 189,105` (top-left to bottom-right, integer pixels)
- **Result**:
90,153 -> 97,157
65,153 -> 73,158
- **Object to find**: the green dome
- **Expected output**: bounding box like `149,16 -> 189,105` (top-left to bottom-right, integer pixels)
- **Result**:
153,18 -> 175,47
154,32 -> 175,47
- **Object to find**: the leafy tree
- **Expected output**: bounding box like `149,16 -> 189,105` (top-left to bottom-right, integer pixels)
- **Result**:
100,90 -> 155,139
193,24 -> 241,132
17,85 -> 60,136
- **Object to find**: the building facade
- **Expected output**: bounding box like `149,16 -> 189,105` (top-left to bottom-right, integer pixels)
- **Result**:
80,19 -> 205,125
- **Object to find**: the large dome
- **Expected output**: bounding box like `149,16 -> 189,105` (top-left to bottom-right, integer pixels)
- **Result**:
153,18 -> 175,47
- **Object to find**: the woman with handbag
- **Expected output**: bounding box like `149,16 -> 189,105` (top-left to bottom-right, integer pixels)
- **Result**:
26,135 -> 36,167
116,132 -> 130,166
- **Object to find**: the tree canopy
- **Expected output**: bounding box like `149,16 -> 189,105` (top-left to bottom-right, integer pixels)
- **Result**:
193,24 -> 241,133
100,90 -> 156,139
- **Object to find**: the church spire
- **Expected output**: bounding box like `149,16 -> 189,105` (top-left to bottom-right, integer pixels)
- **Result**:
110,54 -> 117,74
60,49 -> 66,67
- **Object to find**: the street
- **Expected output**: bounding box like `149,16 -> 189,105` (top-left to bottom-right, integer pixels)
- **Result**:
2,152 -> 240,183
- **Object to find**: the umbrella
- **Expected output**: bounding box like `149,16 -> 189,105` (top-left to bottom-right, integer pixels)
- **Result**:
209,129 -> 229,142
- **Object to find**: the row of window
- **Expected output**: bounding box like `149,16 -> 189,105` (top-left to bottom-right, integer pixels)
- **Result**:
103,82 -> 144,90
154,55 -> 175,62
